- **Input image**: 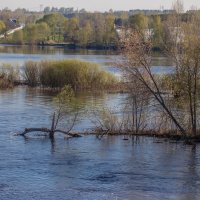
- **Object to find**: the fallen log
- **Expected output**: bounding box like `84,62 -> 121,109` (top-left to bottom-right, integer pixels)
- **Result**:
16,128 -> 81,138
54,129 -> 82,137
18,128 -> 51,136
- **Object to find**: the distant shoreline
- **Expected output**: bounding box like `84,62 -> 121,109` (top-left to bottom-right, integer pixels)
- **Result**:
0,42 -> 162,52
0,42 -> 118,50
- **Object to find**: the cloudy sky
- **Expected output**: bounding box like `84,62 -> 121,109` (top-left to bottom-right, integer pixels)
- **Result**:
0,0 -> 199,11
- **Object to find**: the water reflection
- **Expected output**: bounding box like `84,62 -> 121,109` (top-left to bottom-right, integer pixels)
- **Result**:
0,45 -> 173,76
180,146 -> 199,200
4,135 -> 198,200
0,45 -> 117,55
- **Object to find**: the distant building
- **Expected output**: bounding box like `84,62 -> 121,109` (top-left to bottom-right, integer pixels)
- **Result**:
116,27 -> 153,40
0,19 -> 25,39
6,18 -> 19,29
128,9 -> 174,16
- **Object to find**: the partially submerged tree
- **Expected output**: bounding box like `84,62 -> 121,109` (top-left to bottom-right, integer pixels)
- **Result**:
18,85 -> 81,139
119,0 -> 200,137
125,76 -> 150,134
92,79 -> 149,137
162,2 -> 200,136
119,29 -> 186,136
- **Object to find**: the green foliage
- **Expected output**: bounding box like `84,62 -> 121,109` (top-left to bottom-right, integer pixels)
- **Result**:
23,22 -> 50,44
129,13 -> 148,31
78,21 -> 92,47
37,13 -> 67,30
3,8 -> 200,51
36,22 -> 51,41
24,60 -> 117,90
0,11 -> 120,47
0,20 -> 6,33
103,15 -> 117,45
64,17 -> 79,44
37,13 -> 67,42
12,30 -> 23,44
55,85 -> 74,105
151,15 -> 163,47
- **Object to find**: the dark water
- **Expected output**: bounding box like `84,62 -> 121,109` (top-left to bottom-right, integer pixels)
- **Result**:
0,46 -> 200,200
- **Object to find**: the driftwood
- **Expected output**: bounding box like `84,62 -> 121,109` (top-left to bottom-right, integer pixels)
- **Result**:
16,86 -> 81,139
17,128 -> 81,137
17,112 -> 81,138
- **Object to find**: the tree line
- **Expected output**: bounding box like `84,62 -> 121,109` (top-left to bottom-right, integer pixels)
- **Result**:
0,6 -> 198,50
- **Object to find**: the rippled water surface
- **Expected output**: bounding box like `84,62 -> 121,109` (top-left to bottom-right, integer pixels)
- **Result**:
0,46 -> 200,200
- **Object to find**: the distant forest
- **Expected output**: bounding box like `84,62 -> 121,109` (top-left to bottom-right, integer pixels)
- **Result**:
0,7 -> 198,49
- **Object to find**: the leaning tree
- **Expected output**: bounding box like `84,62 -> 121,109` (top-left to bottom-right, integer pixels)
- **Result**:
119,2 -> 200,137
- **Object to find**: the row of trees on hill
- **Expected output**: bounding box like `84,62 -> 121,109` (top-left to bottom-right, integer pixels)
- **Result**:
2,11 -> 163,48
1,5 -> 200,50
10,13 -> 118,47
0,6 -> 167,47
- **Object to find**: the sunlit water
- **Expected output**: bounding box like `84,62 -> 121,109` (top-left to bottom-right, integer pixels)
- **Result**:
0,45 -> 199,200
0,45 -> 174,75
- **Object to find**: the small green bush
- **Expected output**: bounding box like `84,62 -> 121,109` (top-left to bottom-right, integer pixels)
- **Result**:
24,60 -> 117,90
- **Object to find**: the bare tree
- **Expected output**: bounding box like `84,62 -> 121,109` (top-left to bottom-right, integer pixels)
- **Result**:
162,3 -> 200,136
91,80 -> 149,137
119,29 -> 186,136
124,75 -> 149,134
17,85 -> 81,139
119,1 -> 200,137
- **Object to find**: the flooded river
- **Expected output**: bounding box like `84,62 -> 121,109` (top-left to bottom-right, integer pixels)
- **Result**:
0,45 -> 199,200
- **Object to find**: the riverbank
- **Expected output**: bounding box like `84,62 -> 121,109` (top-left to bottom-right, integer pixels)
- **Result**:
17,120 -> 200,144
84,130 -> 200,144
0,41 -> 118,50
0,42 -> 163,52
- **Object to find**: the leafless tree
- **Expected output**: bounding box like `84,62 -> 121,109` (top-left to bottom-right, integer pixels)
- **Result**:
119,1 -> 200,138
123,75 -> 150,134
162,1 -> 200,136
119,29 -> 187,136
17,85 -> 81,139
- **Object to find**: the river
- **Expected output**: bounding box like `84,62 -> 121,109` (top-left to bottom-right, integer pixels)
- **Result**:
0,45 -> 199,200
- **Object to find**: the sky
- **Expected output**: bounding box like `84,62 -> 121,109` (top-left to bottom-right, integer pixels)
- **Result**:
0,0 -> 199,11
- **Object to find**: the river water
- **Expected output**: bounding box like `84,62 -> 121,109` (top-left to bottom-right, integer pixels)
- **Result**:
0,45 -> 200,200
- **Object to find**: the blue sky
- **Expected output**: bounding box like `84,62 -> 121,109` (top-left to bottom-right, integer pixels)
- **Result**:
0,0 -> 199,11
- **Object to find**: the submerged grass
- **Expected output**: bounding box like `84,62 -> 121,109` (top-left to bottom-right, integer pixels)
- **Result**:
0,77 -> 13,89
24,60 -> 118,90
0,64 -> 19,89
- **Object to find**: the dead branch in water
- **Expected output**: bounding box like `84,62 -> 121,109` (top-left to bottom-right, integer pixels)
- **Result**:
16,128 -> 81,138
16,85 -> 81,139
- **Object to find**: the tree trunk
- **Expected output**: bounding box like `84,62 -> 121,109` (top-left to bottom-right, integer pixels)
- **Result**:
49,112 -> 56,139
